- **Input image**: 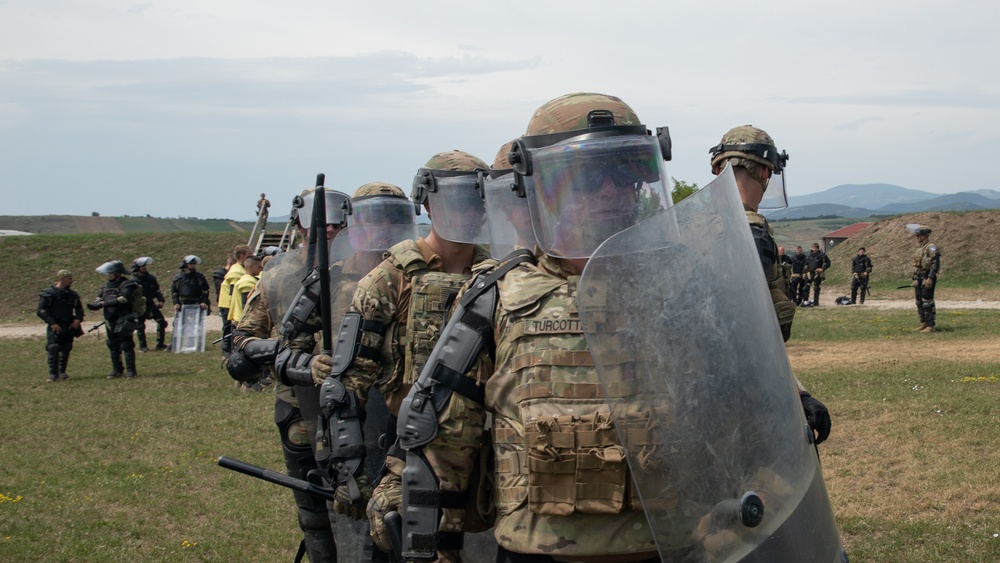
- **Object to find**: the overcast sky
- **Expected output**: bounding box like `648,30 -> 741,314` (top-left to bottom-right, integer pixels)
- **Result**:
2,0 -> 998,220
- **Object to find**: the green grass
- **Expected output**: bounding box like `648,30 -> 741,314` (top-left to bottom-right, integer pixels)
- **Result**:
1,307 -> 998,561
2,232 -> 247,322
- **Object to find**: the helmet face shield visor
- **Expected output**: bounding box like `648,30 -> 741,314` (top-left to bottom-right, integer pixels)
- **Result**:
424,173 -> 490,244
483,170 -> 536,259
296,190 -> 350,230
97,260 -> 126,275
523,134 -> 672,259
347,197 -> 418,251
758,169 -> 788,210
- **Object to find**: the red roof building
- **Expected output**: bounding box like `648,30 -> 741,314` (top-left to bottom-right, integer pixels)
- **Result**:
821,222 -> 872,252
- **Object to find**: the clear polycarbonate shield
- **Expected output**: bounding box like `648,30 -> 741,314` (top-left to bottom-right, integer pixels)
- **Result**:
171,304 -> 206,353
483,170 -> 536,259
578,166 -> 844,562
296,189 -> 350,229
524,134 -> 672,259
758,168 -> 788,210
347,196 -> 418,252
425,173 -> 490,244
260,249 -> 309,332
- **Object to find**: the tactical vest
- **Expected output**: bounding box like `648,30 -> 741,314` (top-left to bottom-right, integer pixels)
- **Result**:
100,279 -> 138,320
176,272 -> 203,302
490,269 -> 657,517
41,287 -> 76,322
913,242 -> 939,274
747,211 -> 795,339
387,241 -> 473,387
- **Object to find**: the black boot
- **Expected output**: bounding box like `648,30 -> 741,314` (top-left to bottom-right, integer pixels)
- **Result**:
108,351 -> 124,379
813,288 -> 821,306
58,351 -> 71,380
155,323 -> 167,351
137,329 -> 149,352
46,350 -> 59,382
125,350 -> 138,379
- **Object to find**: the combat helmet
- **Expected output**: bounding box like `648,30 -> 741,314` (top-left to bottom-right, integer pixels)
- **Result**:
907,223 -> 932,236
131,256 -> 154,273
507,92 -> 673,259
179,255 -> 202,269
709,125 -> 788,175
410,150 -> 490,245
96,260 -> 127,275
290,184 -> 351,231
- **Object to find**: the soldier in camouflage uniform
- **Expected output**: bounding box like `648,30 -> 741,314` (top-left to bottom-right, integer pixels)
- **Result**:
305,152 -> 494,554
709,125 -> 795,341
374,93 -> 670,563
910,225 -> 941,332
227,186 -> 351,563
37,269 -> 84,382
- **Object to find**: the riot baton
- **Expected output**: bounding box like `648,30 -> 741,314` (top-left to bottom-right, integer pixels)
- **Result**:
384,510 -> 404,562
87,321 -> 107,333
217,455 -> 335,501
312,173 -> 334,356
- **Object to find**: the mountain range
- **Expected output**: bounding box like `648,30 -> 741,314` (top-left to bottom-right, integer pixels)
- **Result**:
763,184 -> 1000,220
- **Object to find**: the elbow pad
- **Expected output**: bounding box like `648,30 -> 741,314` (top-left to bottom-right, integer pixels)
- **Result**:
226,338 -> 280,383
275,346 -> 316,387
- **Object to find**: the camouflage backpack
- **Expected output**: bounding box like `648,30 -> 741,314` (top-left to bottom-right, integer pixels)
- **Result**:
128,280 -> 147,317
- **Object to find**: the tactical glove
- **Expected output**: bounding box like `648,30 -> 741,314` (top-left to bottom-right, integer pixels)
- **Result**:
310,353 -> 333,386
86,301 -> 103,311
800,391 -> 831,444
922,277 -> 935,289
334,467 -> 372,521
116,295 -> 128,304
367,455 -> 404,554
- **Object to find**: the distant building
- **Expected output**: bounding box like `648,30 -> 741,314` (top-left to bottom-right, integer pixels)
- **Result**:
821,222 -> 872,252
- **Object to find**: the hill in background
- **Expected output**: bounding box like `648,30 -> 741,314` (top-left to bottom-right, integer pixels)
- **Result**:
0,215 -> 255,235
3,232 -> 247,322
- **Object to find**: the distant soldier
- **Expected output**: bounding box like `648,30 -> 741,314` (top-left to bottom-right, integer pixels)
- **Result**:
803,242 -> 831,306
37,269 -> 84,382
789,245 -> 808,305
131,257 -> 169,351
87,260 -> 142,379
849,247 -> 873,305
778,245 -> 794,300
910,225 -> 941,332
171,255 -> 211,312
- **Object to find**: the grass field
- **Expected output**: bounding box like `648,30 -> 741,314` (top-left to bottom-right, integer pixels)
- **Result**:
1,307 -> 998,562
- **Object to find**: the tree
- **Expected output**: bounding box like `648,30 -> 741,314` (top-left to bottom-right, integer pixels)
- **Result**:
671,178 -> 700,204
91,211 -> 100,217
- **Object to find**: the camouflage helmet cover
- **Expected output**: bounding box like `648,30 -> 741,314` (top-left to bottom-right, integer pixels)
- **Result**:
493,141 -> 515,170
422,150 -> 489,172
352,181 -> 407,199
710,125 -> 784,173
525,92 -> 640,136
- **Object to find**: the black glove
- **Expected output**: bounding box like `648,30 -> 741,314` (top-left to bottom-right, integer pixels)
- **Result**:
800,391 -> 831,445
86,301 -> 102,311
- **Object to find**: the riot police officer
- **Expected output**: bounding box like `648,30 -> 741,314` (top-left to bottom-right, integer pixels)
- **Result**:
789,245 -> 808,305
171,255 -> 211,312
37,269 -> 84,382
803,242 -> 831,306
87,260 -> 141,379
131,257 -> 169,351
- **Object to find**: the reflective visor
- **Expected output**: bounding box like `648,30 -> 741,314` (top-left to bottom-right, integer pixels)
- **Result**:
483,171 -> 536,259
525,134 -> 671,258
297,190 -> 350,229
758,169 -> 788,210
347,197 -> 418,251
425,174 -> 490,244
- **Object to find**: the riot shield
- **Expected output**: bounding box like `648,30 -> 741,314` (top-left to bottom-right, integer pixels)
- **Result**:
171,304 -> 206,353
578,166 -> 845,563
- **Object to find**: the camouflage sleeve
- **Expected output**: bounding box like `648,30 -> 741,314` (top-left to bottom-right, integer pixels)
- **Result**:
415,280 -> 497,560
232,284 -> 273,347
341,263 -> 400,410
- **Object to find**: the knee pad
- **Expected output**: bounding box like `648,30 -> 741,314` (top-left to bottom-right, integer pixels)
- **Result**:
46,342 -> 60,353
922,300 -> 935,312
157,318 -> 168,329
121,338 -> 136,352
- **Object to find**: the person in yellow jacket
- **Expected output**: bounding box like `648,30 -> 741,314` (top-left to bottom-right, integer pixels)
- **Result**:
227,254 -> 262,324
218,244 -> 251,330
